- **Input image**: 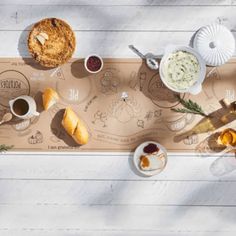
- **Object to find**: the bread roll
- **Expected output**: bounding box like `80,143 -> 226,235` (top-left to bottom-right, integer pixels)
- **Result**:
72,119 -> 89,145
62,107 -> 89,145
61,107 -> 78,136
42,88 -> 59,110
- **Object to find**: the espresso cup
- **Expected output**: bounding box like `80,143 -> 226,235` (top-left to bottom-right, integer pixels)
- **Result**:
9,95 -> 40,119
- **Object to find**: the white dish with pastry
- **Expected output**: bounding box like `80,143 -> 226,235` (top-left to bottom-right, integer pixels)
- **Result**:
133,141 -> 168,176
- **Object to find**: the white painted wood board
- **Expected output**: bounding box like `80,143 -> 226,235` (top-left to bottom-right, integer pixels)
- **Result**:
0,1 -> 235,236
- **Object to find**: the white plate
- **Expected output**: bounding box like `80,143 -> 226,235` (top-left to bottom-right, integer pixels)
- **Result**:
133,141 -> 168,177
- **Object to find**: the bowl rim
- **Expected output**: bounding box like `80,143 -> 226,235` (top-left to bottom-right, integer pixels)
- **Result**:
159,45 -> 206,93
84,54 -> 104,74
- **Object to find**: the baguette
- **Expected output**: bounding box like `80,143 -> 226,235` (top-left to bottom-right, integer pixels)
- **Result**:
61,107 -> 78,136
72,119 -> 89,145
62,107 -> 89,145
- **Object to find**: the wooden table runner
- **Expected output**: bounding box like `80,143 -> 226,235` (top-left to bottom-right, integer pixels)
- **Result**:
0,58 -> 236,153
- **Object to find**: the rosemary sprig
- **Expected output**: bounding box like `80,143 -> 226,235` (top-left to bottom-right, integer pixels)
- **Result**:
0,144 -> 14,152
171,95 -> 208,117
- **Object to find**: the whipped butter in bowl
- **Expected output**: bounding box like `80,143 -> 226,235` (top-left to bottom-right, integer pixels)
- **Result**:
160,45 -> 206,94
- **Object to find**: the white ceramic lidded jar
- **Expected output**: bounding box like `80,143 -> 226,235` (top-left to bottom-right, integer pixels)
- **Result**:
193,23 -> 235,66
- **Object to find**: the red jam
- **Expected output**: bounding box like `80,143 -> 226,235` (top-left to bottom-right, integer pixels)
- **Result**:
143,143 -> 159,154
86,56 -> 102,72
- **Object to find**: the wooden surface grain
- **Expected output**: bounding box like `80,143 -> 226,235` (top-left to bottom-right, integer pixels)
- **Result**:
1,0 -> 236,235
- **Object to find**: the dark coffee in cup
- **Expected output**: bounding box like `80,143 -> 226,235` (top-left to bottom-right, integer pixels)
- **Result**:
12,98 -> 29,116
9,95 -> 39,119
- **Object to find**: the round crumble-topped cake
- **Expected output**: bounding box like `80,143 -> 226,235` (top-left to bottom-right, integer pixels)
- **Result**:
28,18 -> 76,68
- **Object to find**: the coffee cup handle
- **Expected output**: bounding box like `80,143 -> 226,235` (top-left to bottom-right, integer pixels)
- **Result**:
33,111 -> 40,116
9,99 -> 14,108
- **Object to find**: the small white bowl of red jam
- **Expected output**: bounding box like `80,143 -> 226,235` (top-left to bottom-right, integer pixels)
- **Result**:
84,54 -> 103,73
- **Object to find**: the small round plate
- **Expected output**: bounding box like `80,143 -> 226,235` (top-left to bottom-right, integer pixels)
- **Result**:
133,141 -> 168,177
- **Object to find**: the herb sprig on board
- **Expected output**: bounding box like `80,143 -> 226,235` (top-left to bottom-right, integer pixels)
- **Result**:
171,95 -> 208,117
0,144 -> 13,152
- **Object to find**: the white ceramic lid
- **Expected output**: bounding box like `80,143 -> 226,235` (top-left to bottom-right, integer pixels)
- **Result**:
193,24 -> 235,66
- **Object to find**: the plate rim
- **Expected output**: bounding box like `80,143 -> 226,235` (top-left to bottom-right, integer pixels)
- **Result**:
132,141 -> 168,177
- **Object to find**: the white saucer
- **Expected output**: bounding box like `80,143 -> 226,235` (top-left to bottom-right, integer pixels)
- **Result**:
133,141 -> 168,177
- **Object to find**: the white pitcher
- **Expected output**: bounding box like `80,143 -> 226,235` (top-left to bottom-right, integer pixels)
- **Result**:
9,95 -> 40,119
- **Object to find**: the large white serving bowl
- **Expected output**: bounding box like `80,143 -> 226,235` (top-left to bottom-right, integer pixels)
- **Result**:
159,45 -> 206,95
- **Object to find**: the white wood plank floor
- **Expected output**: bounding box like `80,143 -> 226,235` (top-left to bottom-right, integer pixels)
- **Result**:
1,0 -> 236,235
